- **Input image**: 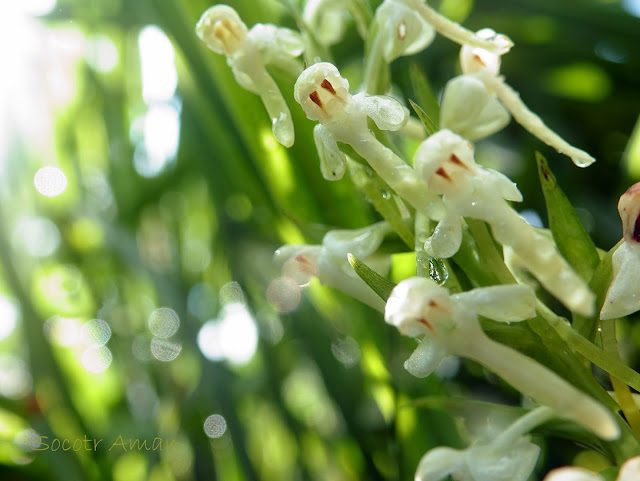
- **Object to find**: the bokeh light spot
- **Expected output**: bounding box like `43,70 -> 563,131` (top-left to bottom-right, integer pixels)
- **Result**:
85,34 -> 118,72
267,277 -> 301,313
148,307 -> 180,338
197,304 -> 257,365
0,355 -> 32,399
150,338 -> 182,362
0,296 -> 19,341
12,216 -> 61,257
219,282 -> 245,306
203,414 -> 227,438
331,337 -> 361,368
81,319 -> 111,346
44,316 -> 82,346
33,166 -> 68,197
81,346 -> 113,373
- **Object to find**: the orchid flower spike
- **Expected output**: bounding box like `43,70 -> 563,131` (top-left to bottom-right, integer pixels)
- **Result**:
460,29 -> 595,167
196,5 -> 304,147
543,456 -> 640,481
601,183 -> 640,320
414,129 -> 595,316
303,0 -> 369,46
415,406 -> 554,481
397,1 -> 512,53
294,62 -> 439,214
385,277 -> 619,440
274,222 -> 391,311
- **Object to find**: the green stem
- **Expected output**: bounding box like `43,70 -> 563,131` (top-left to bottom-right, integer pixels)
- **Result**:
600,319 -> 640,437
466,219 -> 515,284
348,158 -> 415,248
537,302 -> 640,393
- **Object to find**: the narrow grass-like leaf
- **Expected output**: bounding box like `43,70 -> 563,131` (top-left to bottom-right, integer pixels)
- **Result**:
536,152 -> 600,279
409,63 -> 441,128
409,99 -> 438,137
537,152 -> 602,339
348,253 -> 396,302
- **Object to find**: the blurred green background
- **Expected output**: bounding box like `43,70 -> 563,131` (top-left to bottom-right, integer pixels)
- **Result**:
0,0 -> 639,480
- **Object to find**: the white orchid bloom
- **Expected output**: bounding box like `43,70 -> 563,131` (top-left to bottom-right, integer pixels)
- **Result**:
415,407 -> 554,481
274,222 -> 391,311
295,62 -> 440,214
385,277 -> 619,440
460,29 -> 595,167
303,0 -> 369,46
196,5 -> 304,147
543,456 -> 640,481
414,129 -> 595,316
440,74 -> 511,141
373,0 -> 435,63
601,182 -> 640,320
364,0 -> 435,93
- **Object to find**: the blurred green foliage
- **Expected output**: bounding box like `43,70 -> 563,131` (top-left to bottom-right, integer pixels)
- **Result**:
0,0 -> 639,480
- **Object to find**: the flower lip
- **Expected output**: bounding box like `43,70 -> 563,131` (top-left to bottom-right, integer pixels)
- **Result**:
294,62 -> 350,121
414,130 -> 476,195
385,277 -> 454,338
460,29 -> 503,76
196,5 -> 248,56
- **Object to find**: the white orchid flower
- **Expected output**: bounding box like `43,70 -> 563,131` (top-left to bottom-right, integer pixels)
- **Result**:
303,0 -> 369,46
385,277 -> 619,440
364,0 -> 435,93
440,74 -> 511,141
373,0 -> 435,63
543,456 -> 640,481
601,182 -> 640,320
294,62 -> 440,214
416,406 -> 554,481
414,129 -> 595,316
196,5 -> 304,147
460,28 -> 595,167
274,222 -> 391,311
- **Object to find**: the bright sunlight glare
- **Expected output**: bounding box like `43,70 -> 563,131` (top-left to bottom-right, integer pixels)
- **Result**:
197,303 -> 258,365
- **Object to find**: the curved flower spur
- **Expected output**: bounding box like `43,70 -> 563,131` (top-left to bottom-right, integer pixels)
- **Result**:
196,5 -> 304,147
396,0 -> 512,54
294,62 -> 439,213
459,28 -> 596,167
385,277 -> 620,441
274,222 -> 392,311
601,182 -> 640,320
415,406 -> 554,481
414,129 -> 596,316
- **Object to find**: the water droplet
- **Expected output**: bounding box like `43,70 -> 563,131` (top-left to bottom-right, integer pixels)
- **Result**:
428,257 -> 449,285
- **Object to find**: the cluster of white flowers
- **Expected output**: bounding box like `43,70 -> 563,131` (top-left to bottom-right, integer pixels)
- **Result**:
196,1 -> 640,479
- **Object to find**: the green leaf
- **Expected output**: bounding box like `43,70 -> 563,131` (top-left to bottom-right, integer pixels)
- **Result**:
409,99 -> 439,137
536,152 -> 602,339
409,64 -> 441,128
536,152 -> 600,280
348,253 -> 396,302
